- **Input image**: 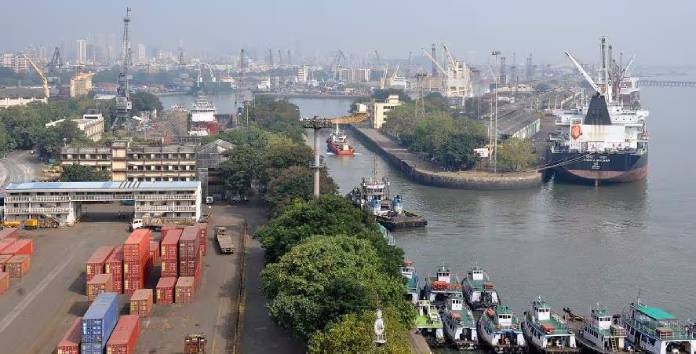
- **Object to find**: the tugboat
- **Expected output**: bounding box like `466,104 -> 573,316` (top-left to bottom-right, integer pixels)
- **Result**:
567,304 -> 632,354
415,299 -> 446,346
620,300 -> 696,354
326,124 -> 355,156
423,265 -> 462,306
522,297 -> 579,354
462,266 -> 501,311
442,294 -> 478,350
478,305 -> 527,353
400,259 -> 419,305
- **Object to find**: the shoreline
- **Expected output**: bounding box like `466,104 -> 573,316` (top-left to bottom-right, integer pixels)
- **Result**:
255,92 -> 362,100
349,126 -> 543,190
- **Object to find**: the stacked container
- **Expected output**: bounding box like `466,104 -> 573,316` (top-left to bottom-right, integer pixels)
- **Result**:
0,254 -> 12,271
178,227 -> 199,277
81,292 -> 119,354
129,289 -> 153,317
0,239 -> 33,255
105,246 -> 124,293
0,228 -> 19,240
160,229 -> 181,278
56,317 -> 82,354
149,240 -> 160,269
86,273 -> 113,301
86,246 -> 115,282
106,315 -> 141,354
197,223 -> 208,256
0,239 -> 15,254
123,229 -> 150,295
0,272 -> 8,294
175,276 -> 195,304
155,277 -> 176,304
5,255 -> 30,278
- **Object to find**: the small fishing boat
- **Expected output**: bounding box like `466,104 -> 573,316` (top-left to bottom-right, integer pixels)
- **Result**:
621,300 -> 696,354
415,299 -> 446,346
400,259 -> 419,305
567,304 -> 633,354
522,297 -> 580,354
461,266 -> 501,311
478,305 -> 527,353
442,294 -> 478,350
423,265 -> 462,306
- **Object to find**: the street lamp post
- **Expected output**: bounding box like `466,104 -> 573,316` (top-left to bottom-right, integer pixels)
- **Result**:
491,50 -> 501,173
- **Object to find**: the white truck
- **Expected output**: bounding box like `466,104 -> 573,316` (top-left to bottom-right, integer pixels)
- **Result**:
215,226 -> 234,254
131,216 -> 197,231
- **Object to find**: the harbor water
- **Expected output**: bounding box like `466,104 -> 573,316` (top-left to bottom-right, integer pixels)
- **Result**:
161,82 -> 696,332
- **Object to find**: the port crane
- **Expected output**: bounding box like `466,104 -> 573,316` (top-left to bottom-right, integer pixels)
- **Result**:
23,54 -> 49,98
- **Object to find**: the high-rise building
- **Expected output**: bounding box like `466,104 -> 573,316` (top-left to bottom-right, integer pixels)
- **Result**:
137,44 -> 146,64
76,39 -> 87,64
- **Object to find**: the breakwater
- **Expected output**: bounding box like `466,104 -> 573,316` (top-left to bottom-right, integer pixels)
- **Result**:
349,126 -> 543,190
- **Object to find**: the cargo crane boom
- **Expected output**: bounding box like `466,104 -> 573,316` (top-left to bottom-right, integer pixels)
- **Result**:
23,54 -> 49,98
564,51 -> 601,94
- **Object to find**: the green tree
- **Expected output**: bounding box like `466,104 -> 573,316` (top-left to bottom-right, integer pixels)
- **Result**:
308,306 -> 412,354
0,125 -> 16,155
261,235 -> 412,339
131,91 -> 164,112
496,137 -> 537,172
219,145 -> 263,199
60,165 -> 110,181
266,165 -> 337,215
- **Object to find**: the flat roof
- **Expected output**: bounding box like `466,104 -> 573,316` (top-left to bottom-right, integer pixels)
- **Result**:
636,305 -> 675,321
6,181 -> 200,192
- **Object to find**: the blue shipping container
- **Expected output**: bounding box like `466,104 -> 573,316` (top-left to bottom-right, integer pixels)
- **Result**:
80,341 -> 104,354
82,292 -> 119,344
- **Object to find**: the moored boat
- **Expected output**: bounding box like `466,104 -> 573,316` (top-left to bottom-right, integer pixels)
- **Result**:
620,301 -> 696,354
415,299 -> 446,346
478,305 -> 527,353
400,259 -> 419,305
326,125 -> 355,156
442,294 -> 478,350
567,305 -> 633,354
423,265 -> 462,306
522,297 -> 580,354
462,266 -> 501,311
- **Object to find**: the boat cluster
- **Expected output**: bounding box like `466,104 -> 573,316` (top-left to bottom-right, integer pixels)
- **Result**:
402,262 -> 696,354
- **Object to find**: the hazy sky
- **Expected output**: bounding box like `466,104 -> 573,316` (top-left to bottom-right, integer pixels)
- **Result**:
2,0 -> 694,66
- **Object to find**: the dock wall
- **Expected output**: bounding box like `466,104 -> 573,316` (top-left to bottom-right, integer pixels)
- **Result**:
349,126 -> 543,190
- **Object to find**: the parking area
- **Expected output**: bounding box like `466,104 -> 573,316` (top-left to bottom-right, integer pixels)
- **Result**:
0,203 -> 244,354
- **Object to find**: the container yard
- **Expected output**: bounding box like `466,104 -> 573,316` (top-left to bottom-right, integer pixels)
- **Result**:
0,203 -> 245,353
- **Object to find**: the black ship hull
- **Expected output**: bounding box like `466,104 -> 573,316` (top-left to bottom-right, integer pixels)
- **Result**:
547,151 -> 647,185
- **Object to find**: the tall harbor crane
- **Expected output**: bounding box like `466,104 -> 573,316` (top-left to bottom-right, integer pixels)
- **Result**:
23,54 -> 49,98
113,7 -> 133,130
422,43 -> 473,103
47,47 -> 63,83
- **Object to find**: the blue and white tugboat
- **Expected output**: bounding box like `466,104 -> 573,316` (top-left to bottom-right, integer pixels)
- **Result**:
442,294 -> 478,350
478,305 -> 527,353
621,300 -> 696,354
570,304 -> 632,354
462,266 -> 501,311
400,259 -> 419,305
522,297 -> 579,354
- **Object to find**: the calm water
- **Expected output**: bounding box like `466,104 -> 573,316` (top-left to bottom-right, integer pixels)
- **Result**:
161,83 -> 696,320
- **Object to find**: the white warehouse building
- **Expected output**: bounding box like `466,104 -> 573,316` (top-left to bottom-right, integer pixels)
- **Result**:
3,181 -> 202,226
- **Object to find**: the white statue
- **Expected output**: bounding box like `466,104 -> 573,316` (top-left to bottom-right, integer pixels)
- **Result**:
374,309 -> 386,345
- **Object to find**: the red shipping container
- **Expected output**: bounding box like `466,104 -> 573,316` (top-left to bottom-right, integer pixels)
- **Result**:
106,246 -> 124,293
87,273 -> 113,301
175,276 -> 195,304
0,228 -> 19,240
0,254 -> 12,272
106,315 -> 141,354
160,229 -> 181,261
0,239 -> 16,254
179,227 -> 200,262
86,246 -> 115,281
1,239 -> 33,255
5,254 -> 30,278
56,317 -> 82,354
156,277 -> 176,304
129,289 -> 153,317
124,229 -> 151,263
0,272 -> 9,294
161,259 -> 178,278
149,240 -> 160,267
197,223 -> 208,256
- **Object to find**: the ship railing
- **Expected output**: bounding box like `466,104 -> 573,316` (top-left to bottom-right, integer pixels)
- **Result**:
626,319 -> 696,340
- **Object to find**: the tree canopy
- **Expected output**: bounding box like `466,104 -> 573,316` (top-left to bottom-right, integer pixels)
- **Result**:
496,137 -> 537,172
60,165 -> 110,182
246,96 -> 304,142
131,91 -> 163,113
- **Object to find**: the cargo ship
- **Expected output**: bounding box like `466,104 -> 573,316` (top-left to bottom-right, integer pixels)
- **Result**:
188,95 -> 218,136
326,125 -> 355,156
546,37 -> 648,185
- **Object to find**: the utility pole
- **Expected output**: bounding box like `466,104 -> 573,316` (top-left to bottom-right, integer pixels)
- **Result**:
491,50 -> 501,173
301,117 -> 333,197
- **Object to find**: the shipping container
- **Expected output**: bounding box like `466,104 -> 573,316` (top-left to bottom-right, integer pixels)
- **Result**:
0,254 -> 12,272
197,223 -> 208,256
0,239 -> 33,255
81,341 -> 105,354
178,227 -> 200,261
106,315 -> 140,354
0,239 -> 16,254
82,292 -> 119,344
56,317 -> 82,354
0,272 -> 8,294
86,273 -> 113,301
160,229 -> 182,260
156,277 -> 177,304
129,289 -> 153,317
124,229 -> 151,263
105,246 -> 124,293
0,228 -> 19,240
5,254 -> 30,278
86,246 -> 116,282
184,334 -> 207,354
175,276 -> 195,304
149,240 -> 160,267
161,259 -> 178,278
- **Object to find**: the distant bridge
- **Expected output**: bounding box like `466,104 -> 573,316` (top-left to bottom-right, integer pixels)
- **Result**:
637,80 -> 696,88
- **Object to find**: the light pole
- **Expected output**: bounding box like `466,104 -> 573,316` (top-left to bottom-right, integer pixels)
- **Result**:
491,50 -> 501,173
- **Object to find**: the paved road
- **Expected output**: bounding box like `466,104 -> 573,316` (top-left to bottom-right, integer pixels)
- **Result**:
0,150 -> 42,187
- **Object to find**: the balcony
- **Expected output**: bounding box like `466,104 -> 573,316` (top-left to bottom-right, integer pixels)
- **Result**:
136,194 -> 196,201
135,205 -> 196,213
4,206 -> 71,214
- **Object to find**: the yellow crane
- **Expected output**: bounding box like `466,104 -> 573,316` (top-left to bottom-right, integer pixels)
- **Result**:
23,54 -> 50,99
